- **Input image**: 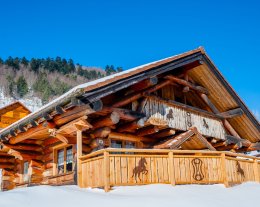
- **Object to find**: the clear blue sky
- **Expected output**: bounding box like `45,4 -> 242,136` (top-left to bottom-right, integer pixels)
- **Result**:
0,0 -> 259,115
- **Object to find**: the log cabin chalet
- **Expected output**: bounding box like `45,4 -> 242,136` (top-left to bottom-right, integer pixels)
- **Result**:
0,47 -> 260,191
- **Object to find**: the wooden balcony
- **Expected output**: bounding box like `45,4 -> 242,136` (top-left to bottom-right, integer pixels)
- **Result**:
79,148 -> 260,191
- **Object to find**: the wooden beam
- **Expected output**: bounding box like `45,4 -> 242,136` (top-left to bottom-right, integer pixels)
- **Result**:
130,77 -> 158,92
108,132 -> 152,143
97,107 -> 146,121
117,119 -> 145,133
90,127 -> 111,139
199,93 -> 241,138
9,122 -> 51,144
151,129 -> 176,139
165,75 -> 209,95
217,108 -> 244,119
135,126 -> 159,136
91,112 -> 120,129
4,144 -> 42,152
112,80 -> 171,108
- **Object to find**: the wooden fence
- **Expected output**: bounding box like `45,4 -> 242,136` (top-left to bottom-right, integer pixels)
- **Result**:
79,149 -> 260,191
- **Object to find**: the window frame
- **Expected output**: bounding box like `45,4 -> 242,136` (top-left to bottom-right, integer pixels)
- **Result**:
53,144 -> 74,176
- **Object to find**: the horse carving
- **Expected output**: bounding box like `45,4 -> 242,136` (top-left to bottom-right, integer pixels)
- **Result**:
236,161 -> 245,178
132,157 -> 148,181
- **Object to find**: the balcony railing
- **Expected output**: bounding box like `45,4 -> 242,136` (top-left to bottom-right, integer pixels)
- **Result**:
79,148 -> 260,191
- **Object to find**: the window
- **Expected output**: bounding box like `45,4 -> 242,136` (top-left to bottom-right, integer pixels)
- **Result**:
110,140 -> 136,154
111,140 -> 123,148
23,161 -> 29,182
55,145 -> 73,175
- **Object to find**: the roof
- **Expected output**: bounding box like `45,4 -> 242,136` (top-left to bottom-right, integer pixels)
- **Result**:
0,47 -> 259,142
0,101 -> 31,116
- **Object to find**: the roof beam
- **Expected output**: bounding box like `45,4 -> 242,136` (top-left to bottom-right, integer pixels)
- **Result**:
217,108 -> 244,119
165,75 -> 209,95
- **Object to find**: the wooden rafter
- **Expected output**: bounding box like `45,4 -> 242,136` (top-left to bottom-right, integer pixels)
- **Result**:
154,127 -> 216,151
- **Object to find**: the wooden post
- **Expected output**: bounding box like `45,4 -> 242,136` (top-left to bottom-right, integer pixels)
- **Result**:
104,151 -> 110,192
168,152 -> 175,186
221,153 -> 229,187
253,159 -> 260,183
77,129 -> 83,187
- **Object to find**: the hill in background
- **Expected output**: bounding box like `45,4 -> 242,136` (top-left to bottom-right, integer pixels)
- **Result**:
0,57 -> 122,110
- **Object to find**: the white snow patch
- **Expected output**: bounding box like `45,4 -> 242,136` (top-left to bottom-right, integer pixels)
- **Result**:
0,183 -> 260,207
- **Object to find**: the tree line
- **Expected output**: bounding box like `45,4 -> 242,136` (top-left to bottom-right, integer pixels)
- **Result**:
0,56 -> 123,103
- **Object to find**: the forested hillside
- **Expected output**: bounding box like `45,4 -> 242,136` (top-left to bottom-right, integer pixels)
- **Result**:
0,56 -> 123,107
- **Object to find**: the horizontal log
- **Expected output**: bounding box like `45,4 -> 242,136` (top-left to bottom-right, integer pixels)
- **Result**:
2,170 -> 14,176
9,123 -> 50,144
91,112 -> 120,129
82,145 -> 92,153
97,107 -> 146,121
0,157 -> 15,163
30,159 -> 44,168
108,132 -> 152,143
1,180 -> 16,190
217,108 -> 244,119
117,119 -> 145,133
150,129 -> 176,139
135,126 -> 159,136
45,162 -> 54,169
82,138 -> 91,145
20,139 -> 43,145
5,144 -> 42,152
90,127 -> 111,139
130,77 -> 158,92
54,103 -> 101,126
165,75 -> 209,95
43,137 -> 61,147
0,163 -> 14,169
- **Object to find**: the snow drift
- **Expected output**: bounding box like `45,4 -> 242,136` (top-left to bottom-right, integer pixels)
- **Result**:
0,183 -> 259,207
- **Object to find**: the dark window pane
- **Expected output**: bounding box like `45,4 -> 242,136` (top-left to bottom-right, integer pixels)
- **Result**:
57,149 -> 64,174
23,161 -> 29,182
125,141 -> 135,149
111,140 -> 122,148
23,161 -> 29,174
66,146 -> 73,172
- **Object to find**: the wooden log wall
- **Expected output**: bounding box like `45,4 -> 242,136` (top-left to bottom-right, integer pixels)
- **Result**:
79,149 -> 260,190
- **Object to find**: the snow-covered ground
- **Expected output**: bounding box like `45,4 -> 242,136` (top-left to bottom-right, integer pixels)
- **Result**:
0,183 -> 259,207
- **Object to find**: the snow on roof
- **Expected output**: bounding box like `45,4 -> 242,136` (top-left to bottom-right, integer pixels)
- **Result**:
0,47 -> 203,135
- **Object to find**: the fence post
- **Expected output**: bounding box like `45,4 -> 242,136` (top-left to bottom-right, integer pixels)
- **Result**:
253,159 -> 260,183
168,151 -> 175,186
221,153 -> 229,187
104,151 -> 110,192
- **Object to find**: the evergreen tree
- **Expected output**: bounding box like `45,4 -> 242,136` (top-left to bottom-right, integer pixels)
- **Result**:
16,76 -> 28,97
21,57 -> 29,66
6,75 -> 16,97
0,57 -> 3,65
116,67 -> 123,72
30,58 -> 41,72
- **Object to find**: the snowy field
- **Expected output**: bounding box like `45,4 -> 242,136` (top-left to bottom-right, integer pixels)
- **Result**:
0,183 -> 259,207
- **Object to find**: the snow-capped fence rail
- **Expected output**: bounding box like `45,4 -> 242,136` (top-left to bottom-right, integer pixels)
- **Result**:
79,149 -> 260,192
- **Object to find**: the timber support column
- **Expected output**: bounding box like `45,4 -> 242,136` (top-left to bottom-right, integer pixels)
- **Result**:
253,159 -> 260,183
76,129 -> 83,187
168,151 -> 175,186
221,153 -> 229,187
103,151 -> 110,192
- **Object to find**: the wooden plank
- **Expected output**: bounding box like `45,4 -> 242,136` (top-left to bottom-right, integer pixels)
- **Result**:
253,159 -> 260,182
221,153 -> 229,187
168,152 -> 175,185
